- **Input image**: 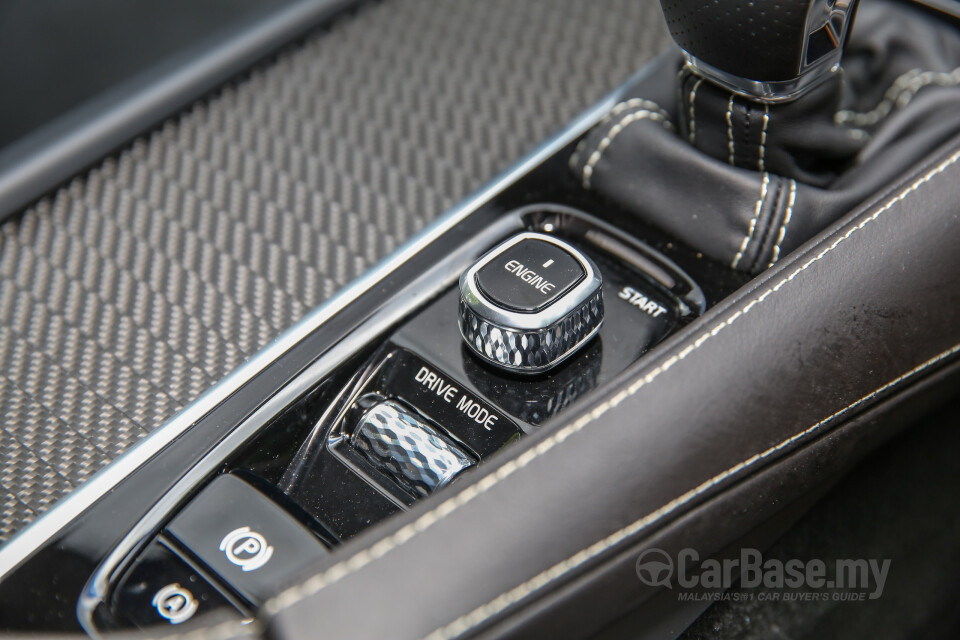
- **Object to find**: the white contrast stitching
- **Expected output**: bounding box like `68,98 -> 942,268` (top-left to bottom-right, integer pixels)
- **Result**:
580,109 -> 673,189
422,342 -> 960,640
262,146 -> 960,622
567,137 -> 589,172
601,98 -> 672,124
767,179 -> 797,268
836,69 -> 921,126
688,77 -> 703,145
569,98 -> 671,171
848,128 -> 871,142
835,67 -> 960,127
758,103 -> 770,172
726,95 -> 736,165
730,172 -> 769,269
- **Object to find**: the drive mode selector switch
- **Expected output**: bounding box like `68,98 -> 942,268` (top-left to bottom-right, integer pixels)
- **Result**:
459,232 -> 603,373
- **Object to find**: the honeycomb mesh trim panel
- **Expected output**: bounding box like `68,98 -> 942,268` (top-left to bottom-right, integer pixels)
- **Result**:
0,0 -> 670,542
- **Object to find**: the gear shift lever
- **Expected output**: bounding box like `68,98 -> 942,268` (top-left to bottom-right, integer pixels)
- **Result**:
570,0 -> 960,274
660,0 -> 860,102
654,0 -> 865,182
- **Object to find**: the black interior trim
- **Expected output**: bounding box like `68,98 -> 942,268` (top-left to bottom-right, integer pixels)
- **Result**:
0,0 -> 356,221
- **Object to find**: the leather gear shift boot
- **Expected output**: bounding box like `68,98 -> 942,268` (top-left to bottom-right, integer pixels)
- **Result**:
571,0 -> 960,274
677,74 -> 860,187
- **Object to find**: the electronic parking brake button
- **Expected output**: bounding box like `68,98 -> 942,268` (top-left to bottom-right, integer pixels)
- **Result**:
165,475 -> 327,606
475,237 -> 584,313
460,232 -> 603,374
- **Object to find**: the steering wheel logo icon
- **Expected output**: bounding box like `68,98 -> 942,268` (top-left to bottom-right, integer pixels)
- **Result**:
635,548 -> 674,588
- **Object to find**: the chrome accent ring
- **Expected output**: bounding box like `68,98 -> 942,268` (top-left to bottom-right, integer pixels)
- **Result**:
458,232 -> 604,373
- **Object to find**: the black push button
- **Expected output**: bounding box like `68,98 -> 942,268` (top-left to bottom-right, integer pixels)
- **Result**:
166,475 -> 328,605
111,541 -> 239,628
475,238 -> 585,313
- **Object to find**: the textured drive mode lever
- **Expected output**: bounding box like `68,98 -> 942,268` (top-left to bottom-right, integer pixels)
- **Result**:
659,0 -> 860,101
458,232 -> 603,374
352,400 -> 475,497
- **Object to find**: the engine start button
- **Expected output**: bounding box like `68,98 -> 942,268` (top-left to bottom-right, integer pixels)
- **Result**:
459,231 -> 603,374
474,238 -> 585,313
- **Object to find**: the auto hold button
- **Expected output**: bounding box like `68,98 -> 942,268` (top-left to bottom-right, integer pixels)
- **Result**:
110,541 -> 239,628
165,475 -> 328,605
475,237 -> 584,313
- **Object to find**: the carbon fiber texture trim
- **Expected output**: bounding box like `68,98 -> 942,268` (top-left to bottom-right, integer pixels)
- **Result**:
0,0 -> 670,542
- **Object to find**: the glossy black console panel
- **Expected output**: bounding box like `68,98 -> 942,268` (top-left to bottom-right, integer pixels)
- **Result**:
0,62 -> 749,632
274,206 -> 706,538
84,207 -> 708,630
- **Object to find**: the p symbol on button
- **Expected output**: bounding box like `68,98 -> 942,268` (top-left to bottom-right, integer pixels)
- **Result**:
219,526 -> 274,572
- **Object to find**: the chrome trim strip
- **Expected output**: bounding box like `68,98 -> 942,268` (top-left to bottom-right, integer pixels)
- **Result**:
0,65 -> 647,580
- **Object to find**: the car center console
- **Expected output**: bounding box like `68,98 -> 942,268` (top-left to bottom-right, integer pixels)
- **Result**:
2,1 -> 960,636
84,198 -> 727,631
0,55 -> 747,630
